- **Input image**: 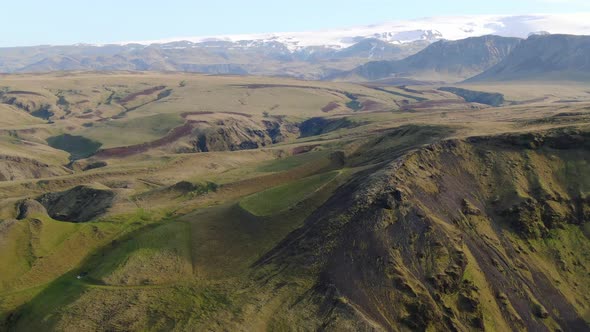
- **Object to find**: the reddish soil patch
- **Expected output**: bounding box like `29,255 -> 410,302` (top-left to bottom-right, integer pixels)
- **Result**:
513,97 -> 549,105
234,84 -> 368,99
292,145 -> 320,155
186,120 -> 209,124
360,100 -> 386,112
237,84 -> 308,90
401,99 -> 467,111
95,123 -> 194,158
119,86 -> 166,105
397,86 -> 425,95
180,111 -> 253,118
76,114 -> 94,119
322,102 -> 339,113
7,91 -> 45,97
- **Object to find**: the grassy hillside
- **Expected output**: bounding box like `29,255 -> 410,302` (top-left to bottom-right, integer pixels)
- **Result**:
240,170 -> 339,216
1,72 -> 590,331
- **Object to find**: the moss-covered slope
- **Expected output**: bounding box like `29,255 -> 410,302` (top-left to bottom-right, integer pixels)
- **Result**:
252,129 -> 590,331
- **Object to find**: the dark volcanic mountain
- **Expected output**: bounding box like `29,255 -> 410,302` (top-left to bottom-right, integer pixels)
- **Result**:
253,129 -> 590,331
342,35 -> 522,82
467,34 -> 590,82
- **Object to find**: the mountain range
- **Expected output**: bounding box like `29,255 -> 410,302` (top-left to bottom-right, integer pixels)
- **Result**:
1,14 -> 590,80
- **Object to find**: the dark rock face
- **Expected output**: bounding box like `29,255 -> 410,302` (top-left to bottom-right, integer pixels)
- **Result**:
253,129 -> 590,331
170,181 -> 198,193
36,185 -> 115,222
190,117 -> 300,153
83,161 -> 108,171
298,117 -> 358,138
16,199 -> 48,220
438,87 -> 505,106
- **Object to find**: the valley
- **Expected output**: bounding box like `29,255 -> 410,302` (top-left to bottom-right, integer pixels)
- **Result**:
0,71 -> 589,331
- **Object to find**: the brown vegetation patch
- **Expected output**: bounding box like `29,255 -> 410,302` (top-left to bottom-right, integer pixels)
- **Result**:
321,102 -> 339,113
361,100 -> 387,112
181,111 -> 252,118
401,99 -> 468,111
6,91 -> 45,97
76,114 -> 95,119
397,86 -> 425,95
235,84 -> 367,99
292,145 -> 320,155
186,120 -> 209,124
95,123 -> 194,158
119,86 -> 166,105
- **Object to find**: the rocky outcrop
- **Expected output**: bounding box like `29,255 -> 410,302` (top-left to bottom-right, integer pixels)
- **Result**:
189,117 -> 299,152
298,117 -> 359,138
16,199 -> 48,220
67,160 -> 108,172
96,115 -> 300,157
36,185 -> 115,222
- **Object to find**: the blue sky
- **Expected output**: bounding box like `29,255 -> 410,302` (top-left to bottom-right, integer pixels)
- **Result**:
1,0 -> 588,47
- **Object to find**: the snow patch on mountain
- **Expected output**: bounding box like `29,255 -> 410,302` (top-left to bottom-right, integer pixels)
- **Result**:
118,13 -> 590,51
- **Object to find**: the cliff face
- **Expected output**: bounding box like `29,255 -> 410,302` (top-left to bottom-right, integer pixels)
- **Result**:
254,129 -> 590,331
189,117 -> 300,153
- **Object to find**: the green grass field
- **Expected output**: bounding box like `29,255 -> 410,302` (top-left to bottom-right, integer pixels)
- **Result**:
256,150 -> 330,173
240,170 -> 339,216
87,221 -> 192,286
79,113 -> 185,148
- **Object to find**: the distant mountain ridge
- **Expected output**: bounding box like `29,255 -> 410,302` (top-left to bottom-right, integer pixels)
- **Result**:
341,35 -> 522,82
466,34 -> 590,82
0,39 -> 429,79
1,14 -> 590,79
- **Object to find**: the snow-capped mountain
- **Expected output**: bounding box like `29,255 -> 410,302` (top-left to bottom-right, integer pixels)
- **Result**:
120,13 -> 590,50
1,13 -> 590,79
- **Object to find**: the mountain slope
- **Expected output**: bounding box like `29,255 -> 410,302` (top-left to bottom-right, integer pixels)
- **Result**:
343,35 -> 522,82
467,34 -> 590,82
250,129 -> 590,331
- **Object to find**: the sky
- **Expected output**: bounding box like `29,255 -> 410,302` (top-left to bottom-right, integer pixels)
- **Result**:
1,0 -> 589,47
